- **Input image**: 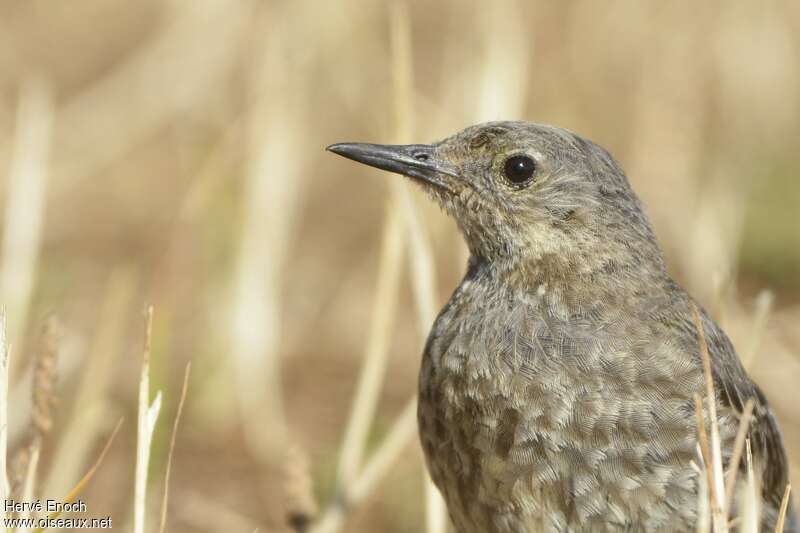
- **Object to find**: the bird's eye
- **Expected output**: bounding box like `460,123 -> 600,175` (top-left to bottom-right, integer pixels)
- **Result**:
503,155 -> 536,185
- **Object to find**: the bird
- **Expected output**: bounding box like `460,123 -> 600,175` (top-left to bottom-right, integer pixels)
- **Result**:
327,121 -> 796,532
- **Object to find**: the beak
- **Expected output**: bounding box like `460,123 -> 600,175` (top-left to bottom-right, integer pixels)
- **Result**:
326,142 -> 458,190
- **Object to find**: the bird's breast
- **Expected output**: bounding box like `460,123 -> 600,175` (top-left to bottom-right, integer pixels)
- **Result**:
417,278 -> 705,532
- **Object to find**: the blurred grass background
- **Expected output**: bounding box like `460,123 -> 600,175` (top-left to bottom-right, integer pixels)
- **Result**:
0,0 -> 798,531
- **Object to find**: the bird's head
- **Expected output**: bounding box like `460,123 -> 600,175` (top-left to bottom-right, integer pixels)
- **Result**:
328,121 -> 665,287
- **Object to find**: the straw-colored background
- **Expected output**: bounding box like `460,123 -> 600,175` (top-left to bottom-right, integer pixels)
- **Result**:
1,1 -> 798,531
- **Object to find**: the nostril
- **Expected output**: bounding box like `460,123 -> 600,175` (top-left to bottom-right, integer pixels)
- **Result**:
413,152 -> 430,162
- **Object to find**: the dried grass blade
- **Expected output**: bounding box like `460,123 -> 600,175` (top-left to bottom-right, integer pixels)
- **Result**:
692,304 -> 727,532
33,418 -> 123,533
739,437 -> 761,532
695,393 -> 718,516
1,79 -> 53,347
18,443 -> 41,533
158,362 -> 191,533
724,398 -> 755,514
0,312 -> 9,526
311,398 -> 418,533
388,3 -> 447,532
134,306 -> 163,533
775,484 -> 792,533
335,197 -> 404,487
43,269 -> 134,498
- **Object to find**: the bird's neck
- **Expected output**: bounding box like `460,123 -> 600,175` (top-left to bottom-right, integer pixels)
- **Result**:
468,242 -> 670,304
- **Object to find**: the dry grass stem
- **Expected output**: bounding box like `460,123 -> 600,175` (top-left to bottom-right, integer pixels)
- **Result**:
389,0 -> 437,349
725,398 -> 756,514
31,316 -> 60,441
696,458 -> 711,533
775,485 -> 792,533
336,197 -> 405,486
34,418 -> 123,533
0,312 -> 9,524
1,79 -> 53,350
351,398 -> 418,510
8,343 -> 84,453
695,392 -> 721,527
231,10 -> 309,460
389,4 -> 448,532
134,306 -> 163,533
312,398 -> 418,533
692,304 -> 727,531
389,1 -> 414,143
44,269 -> 135,498
474,0 -> 530,123
158,362 -> 191,533
19,442 -> 41,533
742,290 -> 774,369
10,316 -> 61,497
739,438 -> 761,533
285,444 -> 318,533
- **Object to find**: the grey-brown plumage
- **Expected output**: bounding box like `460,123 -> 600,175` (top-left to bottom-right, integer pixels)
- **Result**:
328,121 -> 796,532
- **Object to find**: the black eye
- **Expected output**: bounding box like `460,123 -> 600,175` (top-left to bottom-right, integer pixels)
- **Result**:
503,155 -> 536,185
